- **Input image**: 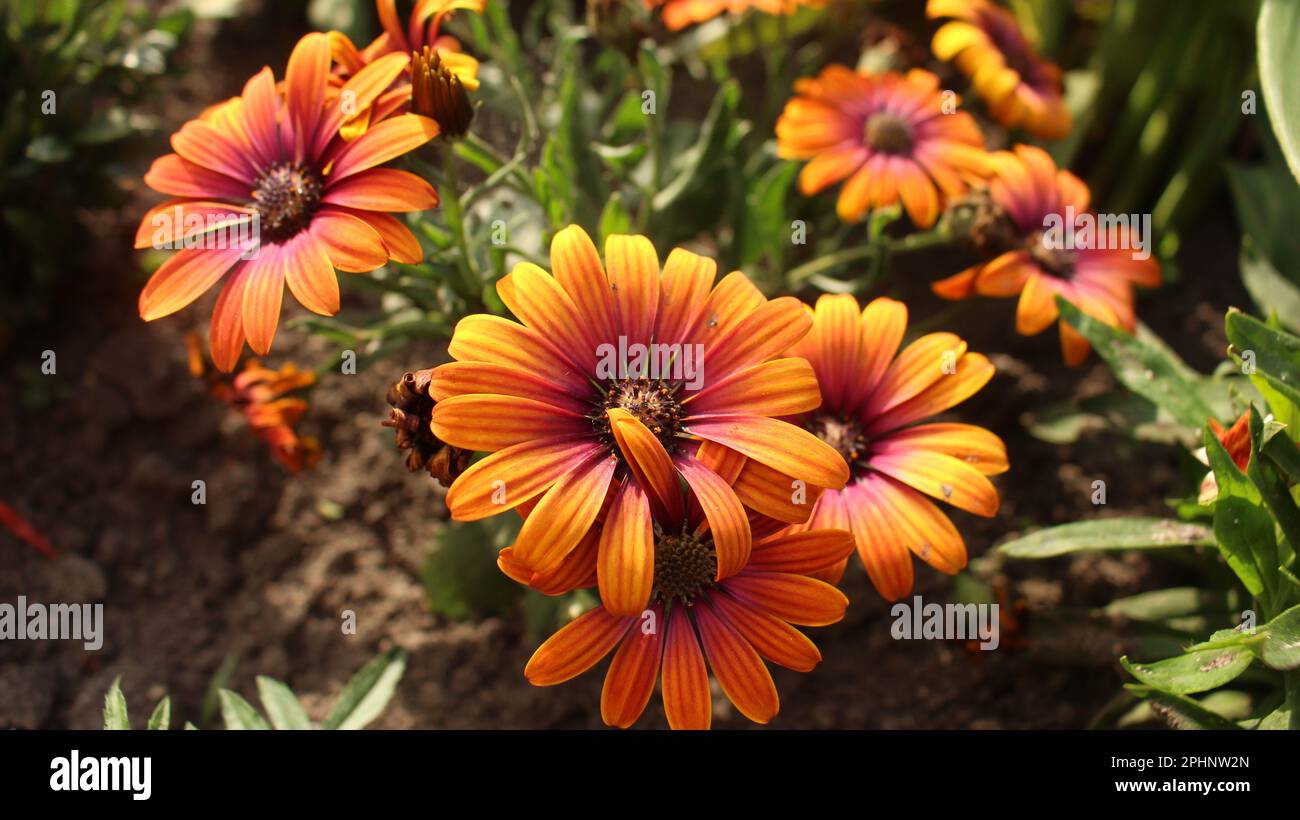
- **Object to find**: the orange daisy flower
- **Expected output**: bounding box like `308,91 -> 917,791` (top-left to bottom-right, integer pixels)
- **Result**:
427,225 -> 849,614
928,0 -> 1071,141
136,33 -> 441,371
783,294 -> 1007,601
646,0 -> 826,31
520,479 -> 854,729
776,66 -> 989,227
931,144 -> 1161,366
187,334 -> 321,473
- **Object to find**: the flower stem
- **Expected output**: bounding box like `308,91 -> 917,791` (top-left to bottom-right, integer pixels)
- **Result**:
441,146 -> 483,307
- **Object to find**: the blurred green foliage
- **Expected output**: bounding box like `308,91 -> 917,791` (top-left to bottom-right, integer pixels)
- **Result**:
0,0 -> 191,347
1003,303 -> 1300,729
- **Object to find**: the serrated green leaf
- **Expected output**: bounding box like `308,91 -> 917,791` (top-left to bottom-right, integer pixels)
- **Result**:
147,697 -> 170,730
103,677 -> 129,730
323,649 -> 408,730
218,689 -> 271,730
998,517 -> 1214,559
1122,647 -> 1254,694
1056,297 -> 1216,429
256,676 -> 313,730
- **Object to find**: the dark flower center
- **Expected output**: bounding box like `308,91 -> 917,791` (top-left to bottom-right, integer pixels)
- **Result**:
592,378 -> 684,455
1027,230 -> 1077,279
653,530 -> 716,605
252,163 -> 322,243
809,413 -> 868,476
865,112 -> 914,155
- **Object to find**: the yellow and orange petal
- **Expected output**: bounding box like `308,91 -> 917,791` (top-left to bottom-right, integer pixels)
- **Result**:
782,294 -> 1006,601
646,0 -> 826,31
136,33 -> 441,371
927,0 -> 1071,141
776,66 -> 990,227
186,333 -> 321,473
931,144 -> 1160,366
522,479 -> 854,728
429,225 -> 849,595
329,0 -> 483,140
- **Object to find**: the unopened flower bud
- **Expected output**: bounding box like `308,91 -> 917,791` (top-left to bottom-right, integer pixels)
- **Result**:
410,47 -> 474,140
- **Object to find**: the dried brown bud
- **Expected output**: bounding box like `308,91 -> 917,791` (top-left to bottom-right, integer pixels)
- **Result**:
383,368 -> 470,487
944,188 -> 1018,257
410,47 -> 474,140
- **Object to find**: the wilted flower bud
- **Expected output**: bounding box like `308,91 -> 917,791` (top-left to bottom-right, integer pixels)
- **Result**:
383,368 -> 470,487
410,47 -> 474,140
943,188 -> 1017,256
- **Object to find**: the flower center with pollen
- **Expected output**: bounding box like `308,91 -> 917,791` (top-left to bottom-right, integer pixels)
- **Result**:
809,413 -> 868,475
252,163 -> 323,242
653,531 -> 716,605
865,111 -> 914,155
591,378 -> 684,455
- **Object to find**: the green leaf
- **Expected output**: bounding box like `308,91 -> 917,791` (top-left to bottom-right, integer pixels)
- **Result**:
217,689 -> 271,730
1240,246 -> 1300,334
1227,164 -> 1300,281
103,677 -> 129,730
1262,420 -> 1300,481
323,649 -> 408,730
147,697 -> 171,730
423,517 -> 522,620
1258,604 -> 1300,669
256,676 -> 313,730
598,193 -> 632,244
1259,0 -> 1300,184
1056,298 -> 1216,429
998,517 -> 1215,559
1205,427 -> 1274,597
1026,391 -> 1195,447
1227,309 -> 1300,412
1246,406 -> 1300,559
736,160 -> 798,268
1121,647 -> 1254,694
1103,587 -> 1239,622
652,80 -> 740,213
1257,704 -> 1296,729
1126,686 -> 1244,729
